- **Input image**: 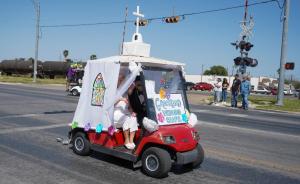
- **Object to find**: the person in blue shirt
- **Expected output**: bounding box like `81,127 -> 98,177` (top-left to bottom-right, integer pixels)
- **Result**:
240,75 -> 251,110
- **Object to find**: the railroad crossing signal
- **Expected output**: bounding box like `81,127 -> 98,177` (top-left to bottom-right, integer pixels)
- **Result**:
234,57 -> 258,67
231,40 -> 253,51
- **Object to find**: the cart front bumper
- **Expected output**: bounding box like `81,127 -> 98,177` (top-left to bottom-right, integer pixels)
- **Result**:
175,148 -> 198,165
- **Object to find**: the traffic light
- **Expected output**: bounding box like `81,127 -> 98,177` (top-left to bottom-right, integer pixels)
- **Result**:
238,40 -> 247,50
236,40 -> 254,52
244,57 -> 258,67
285,62 -> 295,70
234,57 -> 258,67
250,59 -> 258,67
165,16 -> 180,23
234,57 -> 242,65
134,19 -> 148,26
245,42 -> 254,51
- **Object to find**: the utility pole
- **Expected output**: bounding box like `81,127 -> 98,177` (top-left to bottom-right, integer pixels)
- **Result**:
33,0 -> 40,83
201,64 -> 204,82
121,7 -> 128,55
276,0 -> 290,106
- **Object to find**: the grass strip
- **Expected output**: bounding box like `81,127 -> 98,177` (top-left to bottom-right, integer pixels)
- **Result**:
0,75 -> 66,85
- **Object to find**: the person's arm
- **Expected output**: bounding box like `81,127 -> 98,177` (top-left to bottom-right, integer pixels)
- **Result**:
248,82 -> 251,94
238,80 -> 242,92
214,82 -> 221,88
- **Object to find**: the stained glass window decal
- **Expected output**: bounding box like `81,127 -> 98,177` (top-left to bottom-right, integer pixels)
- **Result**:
91,73 -> 106,106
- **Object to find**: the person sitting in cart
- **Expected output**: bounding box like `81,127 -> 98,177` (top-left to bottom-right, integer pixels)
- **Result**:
128,76 -> 147,124
66,65 -> 75,91
114,74 -> 138,150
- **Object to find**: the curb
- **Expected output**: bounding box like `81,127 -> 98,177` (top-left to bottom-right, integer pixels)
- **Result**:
207,102 -> 300,115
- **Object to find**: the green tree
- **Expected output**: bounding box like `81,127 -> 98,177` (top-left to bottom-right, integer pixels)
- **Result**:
203,65 -> 228,76
292,80 -> 300,89
28,57 -> 34,64
90,54 -> 97,60
284,79 -> 292,85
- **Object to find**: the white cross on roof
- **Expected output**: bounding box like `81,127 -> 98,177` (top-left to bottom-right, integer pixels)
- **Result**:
133,6 -> 144,35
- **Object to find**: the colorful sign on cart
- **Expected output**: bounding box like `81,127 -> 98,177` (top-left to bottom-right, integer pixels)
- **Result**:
154,94 -> 186,125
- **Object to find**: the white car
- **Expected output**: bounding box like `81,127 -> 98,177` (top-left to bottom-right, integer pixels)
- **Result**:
252,86 -> 271,95
283,89 -> 293,95
70,86 -> 81,96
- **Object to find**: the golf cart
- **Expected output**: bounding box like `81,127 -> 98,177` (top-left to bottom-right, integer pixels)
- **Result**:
69,68 -> 84,96
70,85 -> 81,96
68,6 -> 204,178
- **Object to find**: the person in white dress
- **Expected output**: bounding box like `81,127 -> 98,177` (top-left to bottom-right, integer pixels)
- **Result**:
213,78 -> 222,105
114,74 -> 138,150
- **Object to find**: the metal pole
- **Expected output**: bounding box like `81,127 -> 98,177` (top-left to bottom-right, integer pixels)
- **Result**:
201,64 -> 204,82
276,0 -> 290,106
33,0 -> 40,82
121,7 -> 128,55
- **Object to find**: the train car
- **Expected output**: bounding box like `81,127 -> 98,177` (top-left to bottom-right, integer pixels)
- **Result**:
0,59 -> 42,76
0,59 -> 86,79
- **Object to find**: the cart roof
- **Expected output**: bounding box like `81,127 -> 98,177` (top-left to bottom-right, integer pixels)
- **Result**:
89,55 -> 185,67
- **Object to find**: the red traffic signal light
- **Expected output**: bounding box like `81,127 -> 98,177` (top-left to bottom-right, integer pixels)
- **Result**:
250,59 -> 258,67
238,40 -> 247,50
245,42 -> 254,51
244,57 -> 258,67
237,41 -> 253,51
285,62 -> 295,70
234,57 -> 242,65
165,16 -> 180,23
234,57 -> 258,67
134,19 -> 148,26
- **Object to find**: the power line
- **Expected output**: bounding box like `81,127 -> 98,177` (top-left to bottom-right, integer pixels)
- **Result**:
149,0 -> 276,20
41,0 -> 278,28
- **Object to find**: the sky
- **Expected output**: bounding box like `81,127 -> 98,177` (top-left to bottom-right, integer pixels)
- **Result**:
0,0 -> 299,79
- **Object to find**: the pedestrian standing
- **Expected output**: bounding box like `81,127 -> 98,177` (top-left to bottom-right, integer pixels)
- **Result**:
66,65 -> 75,91
231,74 -> 241,108
222,78 -> 229,104
213,78 -> 222,105
240,75 -> 251,110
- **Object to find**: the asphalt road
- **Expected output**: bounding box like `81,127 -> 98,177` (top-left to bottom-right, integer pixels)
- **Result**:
0,83 -> 299,184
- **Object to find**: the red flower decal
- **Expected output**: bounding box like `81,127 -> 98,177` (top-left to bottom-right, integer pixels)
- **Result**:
157,113 -> 165,123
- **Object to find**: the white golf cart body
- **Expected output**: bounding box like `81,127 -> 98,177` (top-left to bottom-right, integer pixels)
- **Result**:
70,85 -> 82,96
71,55 -> 185,131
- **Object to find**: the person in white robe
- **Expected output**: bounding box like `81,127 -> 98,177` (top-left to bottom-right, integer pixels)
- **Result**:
114,74 -> 138,150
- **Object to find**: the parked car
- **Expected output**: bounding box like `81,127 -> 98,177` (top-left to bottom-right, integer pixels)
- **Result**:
192,82 -> 213,91
271,88 -> 277,95
294,89 -> 300,97
251,86 -> 271,95
185,82 -> 195,90
284,89 -> 293,95
271,88 -> 293,95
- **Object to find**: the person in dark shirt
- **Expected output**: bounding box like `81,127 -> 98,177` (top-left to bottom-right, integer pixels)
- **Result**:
222,78 -> 229,104
128,77 -> 147,124
231,74 -> 241,108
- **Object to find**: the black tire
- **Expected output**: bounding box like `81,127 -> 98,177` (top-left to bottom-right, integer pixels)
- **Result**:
71,89 -> 79,96
141,147 -> 171,178
72,132 -> 91,156
192,144 -> 205,168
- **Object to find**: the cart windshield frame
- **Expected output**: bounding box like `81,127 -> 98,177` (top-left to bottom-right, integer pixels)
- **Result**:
142,66 -> 190,125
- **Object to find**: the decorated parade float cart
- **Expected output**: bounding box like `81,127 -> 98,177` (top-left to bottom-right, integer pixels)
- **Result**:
68,6 -> 204,178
